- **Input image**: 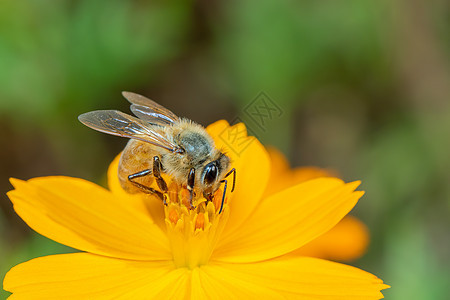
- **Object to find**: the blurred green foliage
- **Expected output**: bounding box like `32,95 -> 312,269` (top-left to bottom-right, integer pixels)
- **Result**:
0,0 -> 189,118
1,0 -> 449,299
214,0 -> 392,154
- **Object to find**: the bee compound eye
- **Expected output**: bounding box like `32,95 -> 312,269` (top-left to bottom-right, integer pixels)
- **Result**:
203,162 -> 218,185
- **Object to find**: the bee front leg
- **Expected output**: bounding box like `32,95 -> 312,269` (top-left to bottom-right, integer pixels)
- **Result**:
187,168 -> 196,210
153,156 -> 168,193
218,179 -> 228,214
203,192 -> 214,202
214,168 -> 235,214
128,169 -> 167,205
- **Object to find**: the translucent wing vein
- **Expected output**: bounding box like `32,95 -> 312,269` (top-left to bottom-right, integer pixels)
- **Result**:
122,91 -> 179,125
78,110 -> 179,152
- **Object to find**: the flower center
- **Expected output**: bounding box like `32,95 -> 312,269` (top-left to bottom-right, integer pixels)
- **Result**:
164,183 -> 229,269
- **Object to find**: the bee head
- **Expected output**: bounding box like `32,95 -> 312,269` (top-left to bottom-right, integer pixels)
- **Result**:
200,152 -> 230,189
202,161 -> 219,186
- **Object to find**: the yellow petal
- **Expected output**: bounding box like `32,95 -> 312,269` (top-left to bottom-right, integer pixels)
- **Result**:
3,253 -> 189,300
290,167 -> 336,184
208,256 -> 388,299
107,152 -> 129,197
264,166 -> 334,200
190,269 -> 210,299
292,215 -> 369,261
213,178 -> 363,263
192,266 -> 284,299
265,147 -> 335,197
8,177 -> 170,260
206,121 -> 271,240
204,120 -> 230,138
264,147 -> 368,261
266,146 -> 290,176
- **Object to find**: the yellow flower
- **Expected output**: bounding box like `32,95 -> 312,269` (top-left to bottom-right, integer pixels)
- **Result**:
4,120 -> 388,299
265,147 -> 369,262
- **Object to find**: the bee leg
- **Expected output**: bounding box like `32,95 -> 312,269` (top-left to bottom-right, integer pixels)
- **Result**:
224,168 -> 236,192
203,192 -> 214,202
218,179 -> 228,214
128,170 -> 167,205
187,168 -> 196,210
214,168 -> 235,214
153,156 -> 168,193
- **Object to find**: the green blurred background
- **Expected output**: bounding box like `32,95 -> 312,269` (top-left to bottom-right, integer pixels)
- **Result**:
1,0 -> 449,298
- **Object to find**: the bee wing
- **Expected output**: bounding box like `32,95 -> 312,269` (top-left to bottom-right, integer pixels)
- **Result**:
78,110 -> 181,152
122,91 -> 179,126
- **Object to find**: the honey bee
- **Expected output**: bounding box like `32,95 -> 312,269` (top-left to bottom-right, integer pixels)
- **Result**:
78,92 -> 235,213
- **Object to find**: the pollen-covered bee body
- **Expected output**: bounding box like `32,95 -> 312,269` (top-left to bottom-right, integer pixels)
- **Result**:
78,92 -> 234,208
118,139 -> 156,194
118,119 -> 230,196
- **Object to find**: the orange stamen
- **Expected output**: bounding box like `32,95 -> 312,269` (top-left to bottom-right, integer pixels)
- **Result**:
181,189 -> 191,208
168,208 -> 179,224
195,213 -> 205,230
168,182 -> 179,204
212,188 -> 223,211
